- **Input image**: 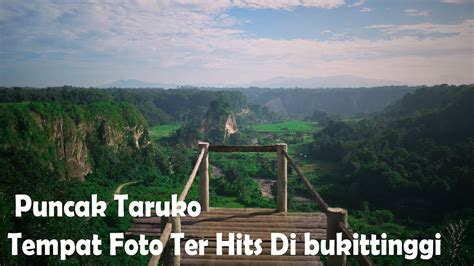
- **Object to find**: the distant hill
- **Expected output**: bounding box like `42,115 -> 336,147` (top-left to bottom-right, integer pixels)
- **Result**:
247,75 -> 403,88
0,87 -> 248,126
238,87 -> 415,118
100,75 -> 401,89
100,79 -> 176,88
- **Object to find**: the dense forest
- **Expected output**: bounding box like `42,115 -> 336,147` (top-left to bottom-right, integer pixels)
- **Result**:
308,85 -> 474,264
310,85 -> 474,217
0,85 -> 473,265
196,86 -> 415,118
0,87 -> 248,126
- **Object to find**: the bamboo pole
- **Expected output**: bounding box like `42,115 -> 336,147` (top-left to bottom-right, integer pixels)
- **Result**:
149,146 -> 206,266
277,143 -> 288,213
282,150 -> 329,212
208,145 -> 277,152
199,141 -> 210,212
337,221 -> 374,266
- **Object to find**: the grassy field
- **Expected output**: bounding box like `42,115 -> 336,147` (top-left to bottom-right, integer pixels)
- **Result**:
251,120 -> 320,133
149,123 -> 180,141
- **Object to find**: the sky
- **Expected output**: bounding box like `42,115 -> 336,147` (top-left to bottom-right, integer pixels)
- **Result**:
0,0 -> 473,87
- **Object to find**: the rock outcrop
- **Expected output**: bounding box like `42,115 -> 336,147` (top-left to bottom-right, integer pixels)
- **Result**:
199,100 -> 241,142
0,102 -> 149,181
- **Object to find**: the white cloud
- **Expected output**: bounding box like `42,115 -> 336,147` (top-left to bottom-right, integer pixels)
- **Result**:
367,19 -> 473,35
440,0 -> 465,3
301,0 -> 346,8
360,7 -> 372,12
231,0 -> 345,10
0,0 -> 472,86
348,0 -> 365,7
404,9 -> 431,17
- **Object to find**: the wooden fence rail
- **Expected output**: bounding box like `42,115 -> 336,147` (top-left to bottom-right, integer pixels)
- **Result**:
208,145 -> 277,152
282,150 -> 329,212
338,221 -> 375,266
283,149 -> 374,266
148,145 -> 206,266
148,143 -> 374,266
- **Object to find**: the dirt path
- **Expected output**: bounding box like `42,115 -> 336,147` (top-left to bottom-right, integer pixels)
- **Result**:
108,180 -> 142,205
85,180 -> 141,221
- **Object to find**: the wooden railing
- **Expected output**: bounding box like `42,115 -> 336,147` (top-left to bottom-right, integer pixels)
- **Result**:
148,143 -> 207,266
282,150 -> 374,266
148,142 -> 374,266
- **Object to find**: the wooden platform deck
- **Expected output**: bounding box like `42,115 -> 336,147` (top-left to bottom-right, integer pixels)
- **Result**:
127,208 -> 326,265
130,143 -> 373,266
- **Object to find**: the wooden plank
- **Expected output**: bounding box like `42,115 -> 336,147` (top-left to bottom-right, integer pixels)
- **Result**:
127,231 -> 327,240
181,258 -> 323,266
208,145 -> 277,152
195,246 -> 310,255
178,255 -> 319,262
129,226 -> 327,235
133,216 -> 327,225
188,240 -> 310,249
131,221 -> 325,229
134,217 -> 326,227
147,207 -> 326,217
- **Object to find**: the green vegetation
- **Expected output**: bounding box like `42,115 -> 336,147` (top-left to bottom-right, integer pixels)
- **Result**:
251,120 -> 318,133
308,85 -> 474,264
1,84 -> 473,265
0,87 -> 248,126
237,86 -> 415,118
0,101 -> 167,265
149,123 -> 181,141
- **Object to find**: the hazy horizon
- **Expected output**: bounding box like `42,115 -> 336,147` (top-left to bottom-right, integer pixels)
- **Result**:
1,0 -> 473,87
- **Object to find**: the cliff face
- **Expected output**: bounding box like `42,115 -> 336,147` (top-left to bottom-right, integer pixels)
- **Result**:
0,102 -> 149,181
49,118 -> 91,180
199,100 -> 241,143
223,114 -> 238,140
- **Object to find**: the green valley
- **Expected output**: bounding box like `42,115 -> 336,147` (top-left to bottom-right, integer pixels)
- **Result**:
0,85 -> 473,265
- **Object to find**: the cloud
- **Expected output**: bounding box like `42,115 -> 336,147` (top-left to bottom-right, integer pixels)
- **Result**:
404,9 -> 431,17
360,7 -> 372,12
0,0 -> 472,86
348,0 -> 365,7
440,0 -> 465,3
367,19 -> 473,35
301,0 -> 346,8
231,0 -> 345,10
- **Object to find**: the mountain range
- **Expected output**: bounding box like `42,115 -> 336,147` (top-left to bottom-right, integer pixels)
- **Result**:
100,79 -> 176,89
100,75 -> 402,89
246,75 -> 402,88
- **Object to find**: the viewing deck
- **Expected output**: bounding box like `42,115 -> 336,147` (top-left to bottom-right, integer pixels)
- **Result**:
129,208 -> 326,265
127,143 -> 373,266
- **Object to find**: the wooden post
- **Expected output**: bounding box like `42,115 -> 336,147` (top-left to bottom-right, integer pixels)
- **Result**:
327,207 -> 348,266
276,143 -> 287,213
159,217 -> 170,266
199,141 -> 210,211
171,216 -> 181,266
